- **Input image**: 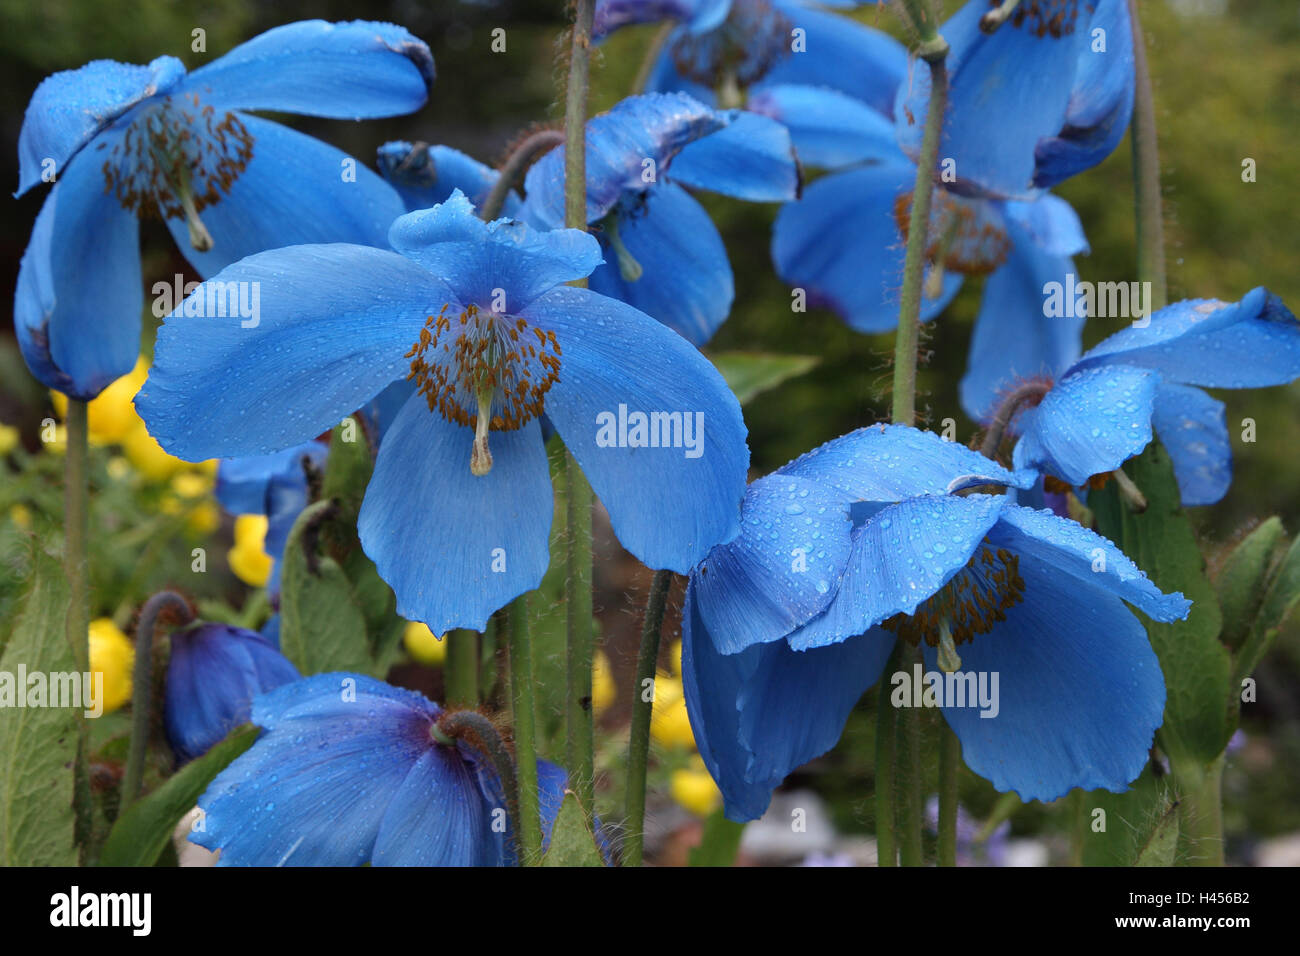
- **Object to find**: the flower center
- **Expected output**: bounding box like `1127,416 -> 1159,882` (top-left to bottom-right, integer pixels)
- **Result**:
103,94 -> 254,250
986,0 -> 1084,38
881,540 -> 1026,665
671,0 -> 792,90
894,191 -> 1012,278
406,304 -> 562,474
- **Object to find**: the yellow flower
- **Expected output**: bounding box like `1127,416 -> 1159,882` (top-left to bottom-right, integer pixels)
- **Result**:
650,674 -> 696,750
403,621 -> 446,665
0,424 -> 18,456
185,501 -> 219,536
228,514 -> 273,587
669,639 -> 683,677
170,471 -> 211,499
592,649 -> 615,717
9,504 -> 32,530
671,756 -> 722,817
52,356 -> 150,445
42,423 -> 67,455
89,618 -> 134,715
121,422 -> 185,481
106,456 -> 131,481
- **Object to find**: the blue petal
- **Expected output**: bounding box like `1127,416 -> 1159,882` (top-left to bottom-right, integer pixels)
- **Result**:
19,126 -> 143,400
594,0 -> 731,38
358,394 -> 553,634
193,674 -> 440,866
521,93 -> 723,229
1072,287 -> 1300,389
524,285 -> 749,573
376,141 -> 521,216
216,442 -> 326,516
16,55 -> 185,197
1033,0 -> 1134,189
788,494 -> 1008,651
1011,364 -> 1159,486
164,114 -> 406,276
922,550 -> 1165,801
371,747 -> 501,866
689,472 -> 853,655
179,20 -> 433,118
895,0 -> 1095,199
388,193 -> 602,311
164,624 -> 299,764
1151,383 -> 1231,507
779,423 -> 1035,504
960,201 -> 1087,422
670,110 -> 799,201
760,4 -> 907,118
682,584 -> 893,822
137,244 -> 444,460
748,83 -> 902,169
587,183 -> 733,346
988,503 -> 1191,622
264,446 -> 329,598
771,163 -> 961,333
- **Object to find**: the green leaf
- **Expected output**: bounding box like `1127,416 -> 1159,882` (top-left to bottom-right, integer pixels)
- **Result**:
98,724 -> 257,867
1092,444 -> 1230,768
688,808 -> 746,867
540,792 -> 604,866
708,351 -> 819,406
1134,799 -> 1180,867
1080,769 -> 1178,866
279,500 -> 373,676
0,547 -> 77,865
1235,532 -> 1300,685
1214,517 -> 1285,652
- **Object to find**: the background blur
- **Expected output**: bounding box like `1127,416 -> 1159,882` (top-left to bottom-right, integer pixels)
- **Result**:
1,0 -> 1297,864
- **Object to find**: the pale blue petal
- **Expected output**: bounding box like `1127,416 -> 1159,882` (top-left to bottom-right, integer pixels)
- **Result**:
1151,383 -> 1231,507
748,83 -> 902,169
376,141 -> 521,216
670,110 -> 799,201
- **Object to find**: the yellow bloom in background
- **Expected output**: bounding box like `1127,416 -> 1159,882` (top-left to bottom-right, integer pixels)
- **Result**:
228,514 -> 273,587
51,357 -> 150,445
592,649 -> 615,717
185,501 -> 220,536
9,504 -> 32,530
650,673 -> 696,750
668,639 -> 683,677
42,423 -> 67,455
120,422 -> 185,481
671,755 -> 722,817
403,621 -> 446,665
89,618 -> 134,715
0,424 -> 18,456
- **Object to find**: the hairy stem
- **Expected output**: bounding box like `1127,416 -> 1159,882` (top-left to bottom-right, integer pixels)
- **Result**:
507,595 -> 541,864
443,629 -> 479,708
937,725 -> 961,866
623,569 -> 673,866
875,653 -> 899,867
436,709 -> 528,861
123,590 -> 193,804
479,129 -> 566,222
64,399 -> 93,861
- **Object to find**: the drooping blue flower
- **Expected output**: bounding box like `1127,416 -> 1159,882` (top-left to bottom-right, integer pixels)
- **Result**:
680,425 -> 1189,820
14,20 -> 434,400
895,0 -> 1134,200
164,623 -> 300,764
191,673 -> 571,866
137,191 -> 750,633
376,140 -> 523,217
518,92 -> 798,345
1009,288 -> 1300,506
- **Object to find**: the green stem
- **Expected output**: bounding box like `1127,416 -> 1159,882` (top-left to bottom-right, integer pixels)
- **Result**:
563,0 -> 598,830
1175,757 -> 1225,866
937,724 -> 960,866
623,569 -> 672,867
891,55 -> 948,425
874,655 -> 899,867
123,591 -> 193,805
1128,0 -> 1167,310
443,629 -> 479,708
479,129 -> 566,222
63,399 -> 92,861
507,595 -> 541,864
435,709 -> 526,861
896,643 -> 925,866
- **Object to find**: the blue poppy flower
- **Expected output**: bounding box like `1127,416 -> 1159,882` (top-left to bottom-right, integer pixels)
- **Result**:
164,623 -> 300,764
517,92 -> 797,345
191,673 -> 571,865
137,191 -> 750,633
1009,288 -> 1300,506
895,0 -> 1134,200
680,425 -> 1189,820
14,20 -> 434,400
376,140 -> 522,217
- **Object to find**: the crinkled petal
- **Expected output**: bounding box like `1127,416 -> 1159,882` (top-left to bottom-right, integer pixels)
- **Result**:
137,244 -> 444,460
771,163 -> 961,333
388,192 -> 602,311
1151,383 -> 1231,507
180,20 -> 433,118
16,55 -> 185,196
358,395 -> 553,633
164,114 -> 406,276
587,183 -> 733,346
748,83 -> 902,170
1072,287 -> 1300,388
1012,364 -> 1159,486
376,141 -> 521,216
690,472 -> 854,655
525,285 -> 749,573
670,110 -> 798,201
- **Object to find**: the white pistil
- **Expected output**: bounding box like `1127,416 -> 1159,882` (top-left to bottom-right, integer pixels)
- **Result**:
936,619 -> 963,674
470,389 -> 494,477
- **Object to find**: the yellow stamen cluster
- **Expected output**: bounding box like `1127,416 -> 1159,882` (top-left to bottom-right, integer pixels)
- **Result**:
405,303 -> 562,432
882,541 -> 1027,648
103,93 -> 253,221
